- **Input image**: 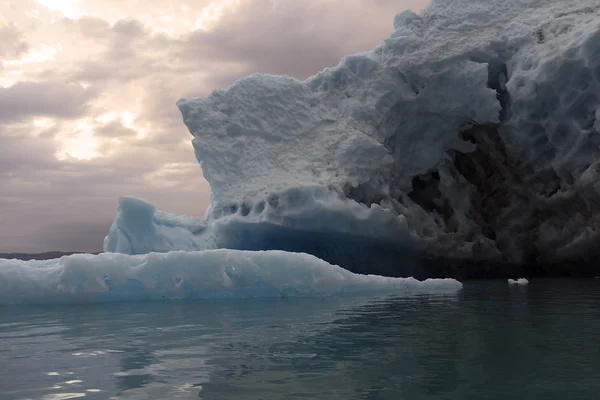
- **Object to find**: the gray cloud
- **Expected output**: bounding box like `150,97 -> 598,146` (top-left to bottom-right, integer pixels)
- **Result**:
94,120 -> 138,138
57,0 -> 420,84
0,23 -> 28,60
0,128 -> 59,175
175,0 -> 430,79
24,221 -> 112,253
61,18 -> 168,83
0,82 -> 96,122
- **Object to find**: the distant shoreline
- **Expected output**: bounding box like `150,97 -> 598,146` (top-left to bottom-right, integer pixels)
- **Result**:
0,251 -> 100,261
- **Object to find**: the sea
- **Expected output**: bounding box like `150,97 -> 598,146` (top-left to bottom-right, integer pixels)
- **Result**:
1,279 -> 599,399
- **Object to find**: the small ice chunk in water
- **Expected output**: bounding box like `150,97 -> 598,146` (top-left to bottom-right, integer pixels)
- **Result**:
508,278 -> 529,285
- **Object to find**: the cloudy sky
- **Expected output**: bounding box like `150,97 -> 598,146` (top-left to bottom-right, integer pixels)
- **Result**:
1,0 -> 427,253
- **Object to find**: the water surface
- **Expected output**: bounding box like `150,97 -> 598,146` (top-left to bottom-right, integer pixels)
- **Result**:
1,280 -> 600,399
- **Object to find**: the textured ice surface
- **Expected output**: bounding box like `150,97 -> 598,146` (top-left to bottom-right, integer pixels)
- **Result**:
104,197 -> 210,255
106,0 -> 600,270
0,250 -> 461,305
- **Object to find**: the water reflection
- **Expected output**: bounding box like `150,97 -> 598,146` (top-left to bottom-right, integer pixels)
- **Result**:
198,282 -> 600,400
197,293 -> 463,399
2,282 -> 600,399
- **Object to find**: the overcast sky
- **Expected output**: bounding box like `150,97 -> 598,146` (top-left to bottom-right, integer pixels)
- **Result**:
0,0 -> 428,253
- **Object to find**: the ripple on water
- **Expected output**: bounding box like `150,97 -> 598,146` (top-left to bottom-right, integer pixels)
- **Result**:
1,283 -> 600,399
41,394 -> 86,400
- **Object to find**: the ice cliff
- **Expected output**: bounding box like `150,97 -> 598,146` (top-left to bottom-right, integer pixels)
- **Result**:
106,0 -> 600,276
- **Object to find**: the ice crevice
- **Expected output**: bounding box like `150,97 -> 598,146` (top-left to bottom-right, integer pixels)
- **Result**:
103,0 -> 600,278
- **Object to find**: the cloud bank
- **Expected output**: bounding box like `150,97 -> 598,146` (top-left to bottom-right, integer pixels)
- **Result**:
0,0 -> 428,252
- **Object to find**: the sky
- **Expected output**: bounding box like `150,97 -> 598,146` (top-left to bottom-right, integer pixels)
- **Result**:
0,0 -> 428,253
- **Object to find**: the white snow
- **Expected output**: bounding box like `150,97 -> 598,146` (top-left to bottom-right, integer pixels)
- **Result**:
105,0 -> 600,269
508,278 -> 529,285
0,250 -> 461,305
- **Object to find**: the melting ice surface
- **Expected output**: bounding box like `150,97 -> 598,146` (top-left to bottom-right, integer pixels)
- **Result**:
0,250 -> 461,305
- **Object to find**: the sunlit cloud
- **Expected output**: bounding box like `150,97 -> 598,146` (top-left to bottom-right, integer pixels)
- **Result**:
54,110 -> 149,160
36,0 -> 81,19
95,111 -> 146,139
3,43 -> 62,67
35,0 -> 245,37
33,117 -> 56,129
0,71 -> 23,88
194,0 -> 241,31
143,162 -> 202,188
56,118 -> 101,160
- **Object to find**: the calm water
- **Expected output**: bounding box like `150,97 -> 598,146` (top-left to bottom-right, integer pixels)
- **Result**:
1,280 -> 600,399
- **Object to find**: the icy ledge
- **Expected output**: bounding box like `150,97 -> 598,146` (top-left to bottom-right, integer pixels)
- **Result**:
0,250 -> 461,305
105,0 -> 600,275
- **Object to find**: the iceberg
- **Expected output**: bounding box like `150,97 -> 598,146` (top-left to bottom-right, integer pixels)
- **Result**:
0,250 -> 461,305
105,0 -> 600,276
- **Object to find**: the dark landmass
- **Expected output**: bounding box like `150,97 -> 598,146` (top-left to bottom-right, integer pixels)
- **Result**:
0,251 -> 98,261
409,257 -> 600,281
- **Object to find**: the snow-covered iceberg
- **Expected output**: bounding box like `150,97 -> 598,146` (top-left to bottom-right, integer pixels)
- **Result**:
0,250 -> 461,305
106,0 -> 600,274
